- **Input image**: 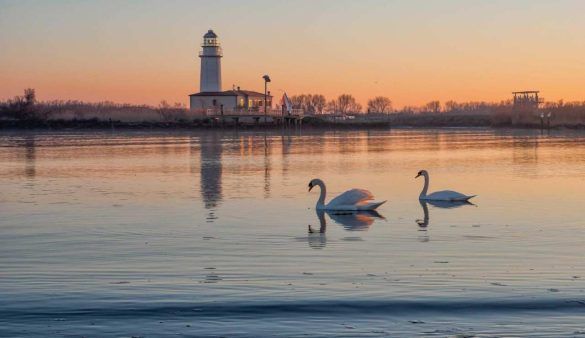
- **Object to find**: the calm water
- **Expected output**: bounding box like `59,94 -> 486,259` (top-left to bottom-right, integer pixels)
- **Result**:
1,128 -> 585,337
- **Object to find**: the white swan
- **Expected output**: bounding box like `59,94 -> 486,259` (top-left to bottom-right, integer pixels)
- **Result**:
415,170 -> 476,202
308,178 -> 386,211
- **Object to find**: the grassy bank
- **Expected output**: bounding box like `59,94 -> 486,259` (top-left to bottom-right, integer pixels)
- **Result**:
3,113 -> 584,130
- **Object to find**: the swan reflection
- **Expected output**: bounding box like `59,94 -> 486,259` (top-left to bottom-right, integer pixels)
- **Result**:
307,209 -> 384,249
416,200 -> 474,228
326,210 -> 385,231
307,210 -> 327,249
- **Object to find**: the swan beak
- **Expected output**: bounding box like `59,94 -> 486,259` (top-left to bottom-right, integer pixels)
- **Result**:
308,184 -> 314,192
415,173 -> 421,178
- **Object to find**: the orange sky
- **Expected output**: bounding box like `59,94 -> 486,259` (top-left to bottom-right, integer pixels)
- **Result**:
1,0 -> 585,108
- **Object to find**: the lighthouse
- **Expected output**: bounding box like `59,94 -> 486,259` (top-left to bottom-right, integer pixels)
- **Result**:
199,29 -> 222,92
190,29 -> 271,113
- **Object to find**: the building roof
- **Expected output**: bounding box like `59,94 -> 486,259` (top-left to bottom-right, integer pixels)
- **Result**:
204,30 -> 217,38
189,90 -> 271,97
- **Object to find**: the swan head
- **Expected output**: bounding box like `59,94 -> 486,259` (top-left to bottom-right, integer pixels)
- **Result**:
415,170 -> 428,179
308,179 -> 317,192
308,178 -> 323,192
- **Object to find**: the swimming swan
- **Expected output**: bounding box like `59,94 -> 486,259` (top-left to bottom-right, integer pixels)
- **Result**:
308,178 -> 386,211
415,170 -> 476,202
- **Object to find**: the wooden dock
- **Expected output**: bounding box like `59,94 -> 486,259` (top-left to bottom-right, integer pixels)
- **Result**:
205,108 -> 304,126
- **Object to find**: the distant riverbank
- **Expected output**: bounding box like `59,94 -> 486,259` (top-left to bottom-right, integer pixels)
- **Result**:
2,114 -> 584,131
3,90 -> 585,130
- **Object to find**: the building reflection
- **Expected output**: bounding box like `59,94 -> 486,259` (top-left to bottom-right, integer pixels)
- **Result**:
199,132 -> 223,210
281,132 -> 292,178
513,135 -> 539,160
263,133 -> 271,198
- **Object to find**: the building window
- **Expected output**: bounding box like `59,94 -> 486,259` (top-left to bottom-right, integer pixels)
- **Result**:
212,99 -> 217,106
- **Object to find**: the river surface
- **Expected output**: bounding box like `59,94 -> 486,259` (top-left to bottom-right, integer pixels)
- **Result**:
1,128 -> 585,337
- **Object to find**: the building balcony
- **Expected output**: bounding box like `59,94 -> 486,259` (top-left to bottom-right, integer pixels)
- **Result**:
204,107 -> 304,117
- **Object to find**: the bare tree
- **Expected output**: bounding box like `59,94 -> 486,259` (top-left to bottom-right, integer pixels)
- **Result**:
157,100 -> 174,121
367,96 -> 392,113
444,100 -> 458,113
309,94 -> 326,114
290,94 -> 309,111
291,94 -> 327,114
424,100 -> 441,113
329,94 -> 361,114
24,88 -> 36,105
0,88 -> 39,120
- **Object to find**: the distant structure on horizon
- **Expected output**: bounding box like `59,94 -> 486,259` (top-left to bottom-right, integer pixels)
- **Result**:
189,29 -> 271,112
512,90 -> 541,111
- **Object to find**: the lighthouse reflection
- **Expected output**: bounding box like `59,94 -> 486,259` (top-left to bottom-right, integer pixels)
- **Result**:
200,133 -> 223,213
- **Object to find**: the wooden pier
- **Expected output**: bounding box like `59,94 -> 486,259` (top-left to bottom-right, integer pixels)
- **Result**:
205,108 -> 304,127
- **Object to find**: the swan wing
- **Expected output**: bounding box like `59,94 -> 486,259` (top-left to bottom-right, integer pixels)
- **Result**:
327,188 -> 374,207
356,200 -> 386,210
426,200 -> 474,208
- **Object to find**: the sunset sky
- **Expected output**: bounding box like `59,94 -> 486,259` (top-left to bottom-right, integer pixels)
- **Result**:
1,0 -> 584,108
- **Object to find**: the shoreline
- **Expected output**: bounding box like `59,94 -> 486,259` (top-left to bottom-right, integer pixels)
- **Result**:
1,116 -> 583,131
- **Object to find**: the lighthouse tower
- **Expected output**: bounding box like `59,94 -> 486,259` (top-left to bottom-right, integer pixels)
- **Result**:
199,29 -> 222,92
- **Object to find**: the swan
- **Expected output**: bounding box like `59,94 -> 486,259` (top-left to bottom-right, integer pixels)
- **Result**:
415,170 -> 476,202
308,178 -> 386,211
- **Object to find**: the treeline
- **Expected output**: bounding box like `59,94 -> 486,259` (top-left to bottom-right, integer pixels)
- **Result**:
290,93 -> 514,115
290,94 -> 391,114
2,89 -> 584,128
0,89 -> 190,122
290,92 -> 585,127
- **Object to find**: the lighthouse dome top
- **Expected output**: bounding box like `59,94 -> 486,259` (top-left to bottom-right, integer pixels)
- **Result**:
204,30 -> 217,39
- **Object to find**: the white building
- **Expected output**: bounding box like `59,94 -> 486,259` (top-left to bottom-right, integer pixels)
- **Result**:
189,30 -> 272,113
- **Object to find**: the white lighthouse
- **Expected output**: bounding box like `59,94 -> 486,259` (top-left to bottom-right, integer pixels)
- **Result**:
189,29 -> 272,112
199,29 -> 222,92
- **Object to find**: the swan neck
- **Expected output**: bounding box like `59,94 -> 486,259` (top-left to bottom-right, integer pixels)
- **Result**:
420,173 -> 429,199
315,179 -> 326,207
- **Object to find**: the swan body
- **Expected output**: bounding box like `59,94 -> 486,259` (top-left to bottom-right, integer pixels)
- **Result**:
308,178 -> 386,211
415,170 -> 476,202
